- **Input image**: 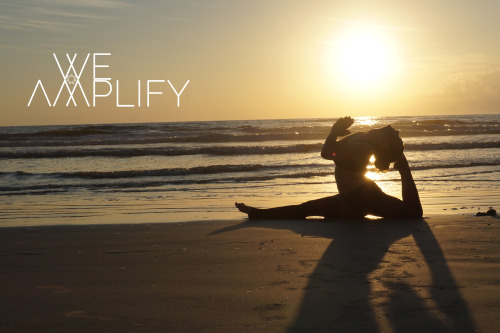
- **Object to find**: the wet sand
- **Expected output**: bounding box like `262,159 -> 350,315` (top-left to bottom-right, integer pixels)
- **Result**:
0,215 -> 499,332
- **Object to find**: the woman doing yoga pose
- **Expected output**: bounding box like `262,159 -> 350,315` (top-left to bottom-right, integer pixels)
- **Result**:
235,116 -> 423,219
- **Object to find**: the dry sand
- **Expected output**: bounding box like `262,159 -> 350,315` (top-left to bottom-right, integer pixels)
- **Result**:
0,215 -> 499,332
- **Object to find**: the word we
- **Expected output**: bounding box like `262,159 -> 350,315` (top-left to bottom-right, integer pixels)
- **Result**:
28,53 -> 190,108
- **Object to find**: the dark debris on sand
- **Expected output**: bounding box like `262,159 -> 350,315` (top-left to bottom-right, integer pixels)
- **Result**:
475,208 -> 497,216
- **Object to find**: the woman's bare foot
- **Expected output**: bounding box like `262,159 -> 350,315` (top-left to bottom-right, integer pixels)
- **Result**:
235,202 -> 253,215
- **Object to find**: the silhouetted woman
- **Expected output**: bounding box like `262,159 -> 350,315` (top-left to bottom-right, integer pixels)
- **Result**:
235,116 -> 423,219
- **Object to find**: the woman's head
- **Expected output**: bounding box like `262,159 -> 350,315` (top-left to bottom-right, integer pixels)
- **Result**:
367,125 -> 404,172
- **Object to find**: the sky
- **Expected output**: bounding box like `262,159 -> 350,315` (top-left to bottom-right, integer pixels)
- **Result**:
1,0 -> 500,126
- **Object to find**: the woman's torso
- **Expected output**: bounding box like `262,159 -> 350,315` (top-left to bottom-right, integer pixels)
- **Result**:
333,132 -> 374,194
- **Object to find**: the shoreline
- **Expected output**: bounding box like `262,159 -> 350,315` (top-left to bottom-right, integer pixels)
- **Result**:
0,210 -> 495,229
1,186 -> 497,228
1,215 -> 499,332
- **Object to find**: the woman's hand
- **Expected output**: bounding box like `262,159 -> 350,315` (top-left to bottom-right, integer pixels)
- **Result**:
322,116 -> 354,160
331,116 -> 354,136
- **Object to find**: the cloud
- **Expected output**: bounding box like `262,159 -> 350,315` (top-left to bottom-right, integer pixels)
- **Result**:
36,8 -> 112,20
170,0 -> 228,10
41,0 -> 129,9
441,69 -> 500,100
0,18 -> 83,32
423,68 -> 500,112
0,0 -> 129,32
314,16 -> 424,32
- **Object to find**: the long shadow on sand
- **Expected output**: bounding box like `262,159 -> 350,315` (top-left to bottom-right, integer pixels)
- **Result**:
211,218 -> 476,333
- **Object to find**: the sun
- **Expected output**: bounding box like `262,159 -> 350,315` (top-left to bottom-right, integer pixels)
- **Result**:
332,27 -> 398,93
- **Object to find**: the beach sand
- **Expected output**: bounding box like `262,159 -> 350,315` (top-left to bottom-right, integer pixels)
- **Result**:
1,215 -> 499,332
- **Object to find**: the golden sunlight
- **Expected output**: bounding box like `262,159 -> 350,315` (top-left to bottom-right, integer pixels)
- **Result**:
355,116 -> 379,126
332,27 -> 398,94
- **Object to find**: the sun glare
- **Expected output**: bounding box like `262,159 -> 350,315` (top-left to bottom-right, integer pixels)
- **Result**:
355,116 -> 379,126
332,27 -> 398,94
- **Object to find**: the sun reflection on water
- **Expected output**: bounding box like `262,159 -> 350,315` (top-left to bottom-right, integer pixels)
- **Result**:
355,117 -> 379,127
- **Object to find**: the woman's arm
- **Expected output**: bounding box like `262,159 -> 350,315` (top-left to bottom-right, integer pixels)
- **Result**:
394,154 -> 423,218
365,154 -> 423,219
321,117 -> 354,160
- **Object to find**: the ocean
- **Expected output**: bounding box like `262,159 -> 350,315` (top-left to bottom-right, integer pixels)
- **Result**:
0,114 -> 498,226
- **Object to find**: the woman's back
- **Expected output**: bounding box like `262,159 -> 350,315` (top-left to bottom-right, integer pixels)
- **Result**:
332,132 -> 374,194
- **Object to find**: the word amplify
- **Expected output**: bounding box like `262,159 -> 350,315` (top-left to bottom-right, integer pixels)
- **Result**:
28,53 -> 190,108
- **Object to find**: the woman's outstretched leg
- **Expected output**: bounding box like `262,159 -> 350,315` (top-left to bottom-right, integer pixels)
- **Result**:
235,201 -> 309,219
235,195 -> 359,220
235,202 -> 253,215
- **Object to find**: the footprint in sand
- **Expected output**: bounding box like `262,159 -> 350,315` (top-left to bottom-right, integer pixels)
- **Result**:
253,303 -> 286,321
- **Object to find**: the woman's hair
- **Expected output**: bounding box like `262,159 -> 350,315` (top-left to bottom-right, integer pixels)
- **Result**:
372,127 -> 404,172
374,157 -> 392,173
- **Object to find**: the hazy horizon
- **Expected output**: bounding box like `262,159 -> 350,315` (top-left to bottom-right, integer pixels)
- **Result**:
2,112 -> 497,128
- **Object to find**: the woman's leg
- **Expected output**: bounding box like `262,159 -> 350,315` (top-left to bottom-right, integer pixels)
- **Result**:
368,154 -> 422,218
236,155 -> 423,220
236,194 -> 359,220
365,190 -> 413,218
360,159 -> 422,219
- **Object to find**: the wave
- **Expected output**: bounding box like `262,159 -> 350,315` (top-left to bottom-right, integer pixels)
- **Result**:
30,127 -> 112,137
0,132 -> 330,147
0,144 -> 321,158
410,162 -> 500,171
1,115 -> 499,147
1,167 -> 498,196
0,170 -> 336,195
405,141 -> 500,150
1,161 -> 498,185
1,141 -> 499,159
0,163 -> 330,180
3,128 -> 500,147
3,163 -> 323,179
